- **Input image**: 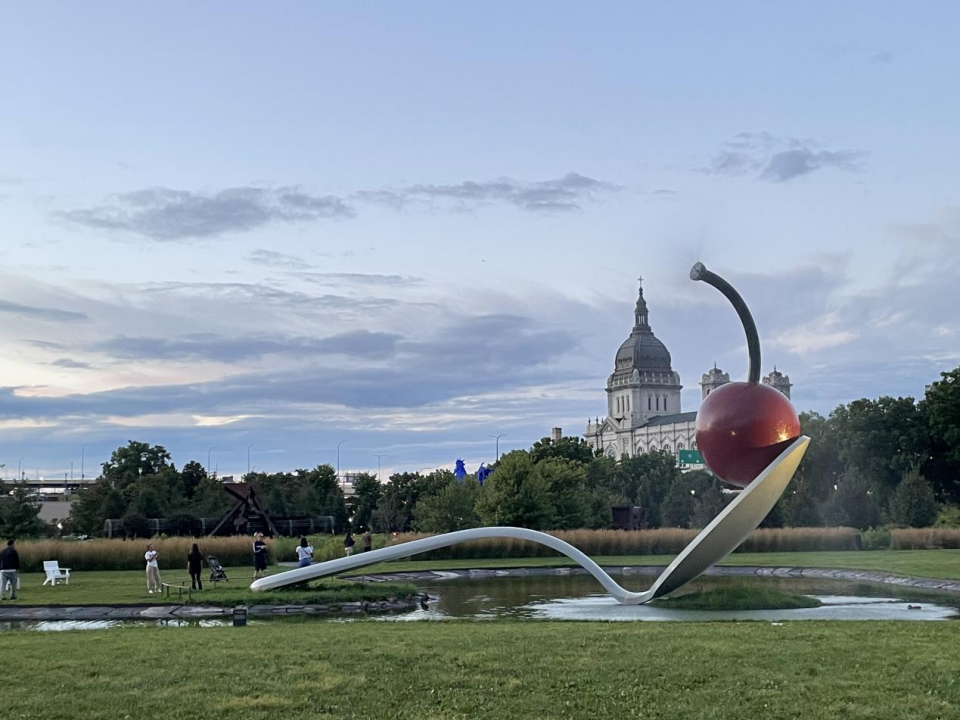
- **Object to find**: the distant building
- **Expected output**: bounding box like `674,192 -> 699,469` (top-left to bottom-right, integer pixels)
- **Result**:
582,279 -> 793,464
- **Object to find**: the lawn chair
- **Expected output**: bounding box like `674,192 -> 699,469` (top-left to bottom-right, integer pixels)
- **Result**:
42,560 -> 71,586
206,555 -> 228,586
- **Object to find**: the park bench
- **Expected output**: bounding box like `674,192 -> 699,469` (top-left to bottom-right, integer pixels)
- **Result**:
161,581 -> 193,601
42,561 -> 71,586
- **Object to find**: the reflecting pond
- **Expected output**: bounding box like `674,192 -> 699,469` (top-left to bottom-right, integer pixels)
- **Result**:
376,574 -> 960,622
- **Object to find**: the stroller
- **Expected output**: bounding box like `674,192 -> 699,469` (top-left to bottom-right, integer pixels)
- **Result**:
205,555 -> 229,586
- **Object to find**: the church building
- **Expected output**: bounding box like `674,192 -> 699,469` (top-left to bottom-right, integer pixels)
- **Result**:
583,280 -> 792,464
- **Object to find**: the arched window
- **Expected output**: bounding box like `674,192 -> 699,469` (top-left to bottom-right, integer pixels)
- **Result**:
648,396 -> 651,411
605,445 -> 617,459
663,443 -> 672,453
678,442 -> 685,450
656,396 -> 660,411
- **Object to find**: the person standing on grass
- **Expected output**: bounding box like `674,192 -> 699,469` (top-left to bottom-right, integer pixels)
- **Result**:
252,533 -> 268,579
0,539 -> 20,601
145,543 -> 161,594
296,536 -> 314,568
362,529 -> 372,553
187,543 -> 204,591
343,531 -> 355,556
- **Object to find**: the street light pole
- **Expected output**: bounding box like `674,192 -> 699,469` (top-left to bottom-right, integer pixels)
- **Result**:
81,444 -> 89,481
207,446 -> 217,473
337,440 -> 347,488
371,454 -> 385,480
489,433 -> 507,461
18,457 -> 23,482
247,444 -> 255,477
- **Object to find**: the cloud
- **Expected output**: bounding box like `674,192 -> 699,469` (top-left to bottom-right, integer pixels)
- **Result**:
50,358 -> 92,369
355,172 -> 619,213
707,133 -> 866,182
94,330 -> 403,363
0,299 -> 88,322
296,272 -> 423,287
246,249 -> 313,270
57,186 -> 356,240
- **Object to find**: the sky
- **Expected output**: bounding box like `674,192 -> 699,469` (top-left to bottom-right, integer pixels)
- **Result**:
1,2 -> 959,481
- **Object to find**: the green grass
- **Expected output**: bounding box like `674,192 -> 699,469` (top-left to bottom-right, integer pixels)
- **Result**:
359,549 -> 960,581
1,567 -> 415,607
4,622 -> 960,719
652,584 -> 822,610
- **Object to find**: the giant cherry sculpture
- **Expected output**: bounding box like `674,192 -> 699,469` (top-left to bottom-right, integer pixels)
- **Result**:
690,262 -> 801,487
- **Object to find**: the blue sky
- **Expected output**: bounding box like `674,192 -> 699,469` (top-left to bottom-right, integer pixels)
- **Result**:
1,2 -> 959,480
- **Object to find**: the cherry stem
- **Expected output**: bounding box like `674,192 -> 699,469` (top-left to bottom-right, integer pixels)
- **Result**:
690,262 -> 761,384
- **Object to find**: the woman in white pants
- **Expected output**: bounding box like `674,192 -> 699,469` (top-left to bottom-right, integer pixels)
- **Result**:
145,544 -> 161,593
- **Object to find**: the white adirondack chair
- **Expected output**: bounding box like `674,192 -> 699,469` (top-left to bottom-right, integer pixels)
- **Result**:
42,561 -> 70,586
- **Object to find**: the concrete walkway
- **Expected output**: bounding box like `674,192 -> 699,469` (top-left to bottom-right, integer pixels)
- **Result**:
0,597 -> 416,622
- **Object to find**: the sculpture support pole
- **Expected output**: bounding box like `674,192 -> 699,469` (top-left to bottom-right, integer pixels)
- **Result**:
251,436 -> 809,603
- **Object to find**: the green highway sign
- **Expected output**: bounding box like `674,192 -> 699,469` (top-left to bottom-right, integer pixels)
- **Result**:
678,449 -> 704,465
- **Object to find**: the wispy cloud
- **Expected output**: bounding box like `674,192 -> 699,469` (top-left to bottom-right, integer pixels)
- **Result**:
50,358 -> 92,369
355,172 -> 620,213
58,186 -> 356,241
246,249 -> 313,270
707,132 -> 866,182
0,299 -> 88,322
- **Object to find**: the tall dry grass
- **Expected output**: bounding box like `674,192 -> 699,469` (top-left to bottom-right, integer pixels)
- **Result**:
15,534 -> 346,572
390,527 -> 861,560
891,528 -> 960,550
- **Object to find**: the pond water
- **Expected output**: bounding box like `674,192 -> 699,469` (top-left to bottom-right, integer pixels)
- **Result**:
375,574 -> 960,623
2,575 -> 957,631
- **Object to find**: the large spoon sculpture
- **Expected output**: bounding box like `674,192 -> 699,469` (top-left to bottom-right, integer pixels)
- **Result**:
251,264 -> 809,602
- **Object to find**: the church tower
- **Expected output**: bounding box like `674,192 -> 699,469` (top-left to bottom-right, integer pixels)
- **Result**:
762,367 -> 792,399
604,279 -> 682,428
700,364 -> 730,400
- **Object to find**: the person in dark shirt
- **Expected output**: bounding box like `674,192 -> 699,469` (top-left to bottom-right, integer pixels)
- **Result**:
343,532 -> 356,556
187,543 -> 204,591
362,530 -> 373,553
252,533 -> 268,579
0,538 -> 20,601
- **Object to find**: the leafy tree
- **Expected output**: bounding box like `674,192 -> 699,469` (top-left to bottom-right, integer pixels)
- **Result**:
0,482 -> 46,537
475,451 -> 557,529
529,436 -> 596,465
178,461 -> 207,499
190,476 -> 232,517
350,473 -> 382,532
101,441 -> 176,491
660,480 -> 694,528
820,469 -> 881,529
830,397 -> 929,500
921,367 -> 960,503
69,481 -> 125,535
888,468 -> 938,528
413,478 -> 481,533
690,478 -> 729,528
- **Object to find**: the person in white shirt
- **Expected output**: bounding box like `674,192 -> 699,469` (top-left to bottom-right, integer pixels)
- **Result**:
144,544 -> 161,594
296,537 -> 314,568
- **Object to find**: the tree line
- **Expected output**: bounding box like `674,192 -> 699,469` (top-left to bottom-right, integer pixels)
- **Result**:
1,366 -> 957,538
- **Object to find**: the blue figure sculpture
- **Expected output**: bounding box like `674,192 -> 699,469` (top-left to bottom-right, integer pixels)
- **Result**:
476,463 -> 492,486
454,459 -> 467,480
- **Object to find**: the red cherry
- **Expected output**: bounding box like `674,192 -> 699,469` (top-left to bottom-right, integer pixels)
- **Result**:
695,381 -> 800,487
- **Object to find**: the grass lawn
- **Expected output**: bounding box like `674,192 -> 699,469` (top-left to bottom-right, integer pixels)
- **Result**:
1,567 -> 415,606
359,549 -> 960,581
4,621 -> 959,719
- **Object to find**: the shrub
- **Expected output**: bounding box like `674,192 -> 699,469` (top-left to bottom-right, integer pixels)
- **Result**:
120,512 -> 149,539
860,527 -> 891,551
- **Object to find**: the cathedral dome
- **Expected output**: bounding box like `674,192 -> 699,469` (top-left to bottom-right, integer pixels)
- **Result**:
612,281 -> 674,373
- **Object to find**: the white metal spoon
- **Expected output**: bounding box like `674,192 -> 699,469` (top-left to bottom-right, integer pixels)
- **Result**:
250,435 -> 809,603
